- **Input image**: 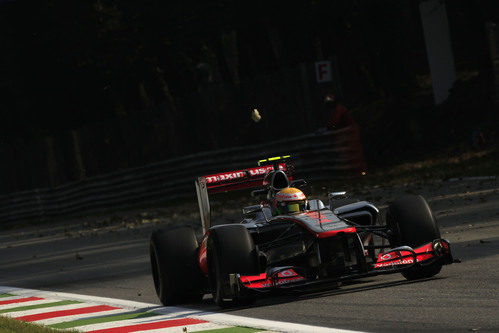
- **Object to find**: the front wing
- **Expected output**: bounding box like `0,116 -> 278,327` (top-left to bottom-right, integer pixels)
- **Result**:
237,239 -> 453,291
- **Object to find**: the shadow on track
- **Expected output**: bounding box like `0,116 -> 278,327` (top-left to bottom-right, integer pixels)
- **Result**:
190,275 -> 447,312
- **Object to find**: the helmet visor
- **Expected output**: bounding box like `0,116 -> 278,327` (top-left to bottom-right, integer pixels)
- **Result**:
282,200 -> 307,214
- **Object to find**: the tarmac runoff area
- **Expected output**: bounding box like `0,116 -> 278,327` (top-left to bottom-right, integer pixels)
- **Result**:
0,177 -> 498,332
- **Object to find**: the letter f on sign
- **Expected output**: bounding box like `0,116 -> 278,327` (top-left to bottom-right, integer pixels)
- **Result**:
315,61 -> 332,83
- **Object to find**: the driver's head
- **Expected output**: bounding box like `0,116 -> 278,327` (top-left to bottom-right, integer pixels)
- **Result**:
273,187 -> 307,215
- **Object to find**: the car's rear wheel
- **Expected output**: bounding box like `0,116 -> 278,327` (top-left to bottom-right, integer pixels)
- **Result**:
387,195 -> 443,280
150,226 -> 204,305
207,224 -> 259,307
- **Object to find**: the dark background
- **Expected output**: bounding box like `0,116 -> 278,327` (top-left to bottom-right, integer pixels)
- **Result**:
0,0 -> 498,194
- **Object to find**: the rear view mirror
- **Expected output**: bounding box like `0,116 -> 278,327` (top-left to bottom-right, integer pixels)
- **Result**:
329,191 -> 347,200
308,199 -> 325,211
328,191 -> 348,210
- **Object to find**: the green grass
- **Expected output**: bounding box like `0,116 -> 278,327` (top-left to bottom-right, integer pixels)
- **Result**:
0,316 -> 77,333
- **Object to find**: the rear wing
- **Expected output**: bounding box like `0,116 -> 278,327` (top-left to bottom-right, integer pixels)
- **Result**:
195,156 -> 293,234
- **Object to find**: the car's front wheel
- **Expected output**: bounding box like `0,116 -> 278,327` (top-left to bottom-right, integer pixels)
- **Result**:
207,224 -> 259,307
387,195 -> 443,280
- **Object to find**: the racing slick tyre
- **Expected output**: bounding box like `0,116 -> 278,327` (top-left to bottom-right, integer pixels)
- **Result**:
207,224 -> 259,307
387,195 -> 443,280
150,226 -> 204,305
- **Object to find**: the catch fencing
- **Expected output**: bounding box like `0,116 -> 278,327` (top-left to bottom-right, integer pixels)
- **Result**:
0,128 -> 365,225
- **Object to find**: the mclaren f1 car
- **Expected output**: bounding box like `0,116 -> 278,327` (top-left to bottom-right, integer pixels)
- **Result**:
150,156 -> 453,307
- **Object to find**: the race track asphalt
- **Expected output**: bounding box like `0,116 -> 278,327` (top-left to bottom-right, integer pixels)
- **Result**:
1,178 -> 498,332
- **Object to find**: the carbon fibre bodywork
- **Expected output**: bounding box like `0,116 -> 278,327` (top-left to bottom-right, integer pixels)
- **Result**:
197,203 -> 453,295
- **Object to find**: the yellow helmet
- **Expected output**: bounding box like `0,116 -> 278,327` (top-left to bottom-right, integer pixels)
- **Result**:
273,188 -> 307,215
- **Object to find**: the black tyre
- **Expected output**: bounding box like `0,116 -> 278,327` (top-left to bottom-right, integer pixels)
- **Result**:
150,226 -> 204,305
387,195 -> 442,280
207,224 -> 259,307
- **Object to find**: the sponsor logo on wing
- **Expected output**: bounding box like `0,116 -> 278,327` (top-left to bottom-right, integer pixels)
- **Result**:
204,164 -> 286,184
260,275 -> 306,288
248,164 -> 286,177
380,253 -> 392,260
205,171 -> 246,183
278,269 -> 295,277
375,258 -> 414,268
248,166 -> 274,176
242,269 -> 305,289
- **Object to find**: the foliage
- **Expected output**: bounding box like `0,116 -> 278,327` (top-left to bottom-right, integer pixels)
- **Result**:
0,0 -> 497,193
0,316 -> 76,333
0,1 -> 428,138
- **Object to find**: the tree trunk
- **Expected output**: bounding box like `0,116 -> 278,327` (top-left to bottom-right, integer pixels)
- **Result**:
71,130 -> 86,180
222,30 -> 240,86
156,67 -> 179,155
45,136 -> 58,187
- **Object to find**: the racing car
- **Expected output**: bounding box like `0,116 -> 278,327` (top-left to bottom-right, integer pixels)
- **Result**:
150,156 -> 453,307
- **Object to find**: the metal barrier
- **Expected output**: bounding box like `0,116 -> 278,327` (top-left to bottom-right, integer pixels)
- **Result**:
0,129 -> 365,225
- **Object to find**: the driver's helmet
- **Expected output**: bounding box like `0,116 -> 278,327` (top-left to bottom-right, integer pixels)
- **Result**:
273,187 -> 307,215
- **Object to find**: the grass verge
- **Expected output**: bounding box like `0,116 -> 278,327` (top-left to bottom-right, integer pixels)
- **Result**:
0,316 -> 77,333
317,147 -> 498,190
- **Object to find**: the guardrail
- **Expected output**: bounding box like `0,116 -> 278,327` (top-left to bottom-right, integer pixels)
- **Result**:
0,129 -> 365,225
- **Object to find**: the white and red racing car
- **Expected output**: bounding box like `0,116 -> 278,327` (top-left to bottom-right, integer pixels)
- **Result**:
150,156 -> 453,307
